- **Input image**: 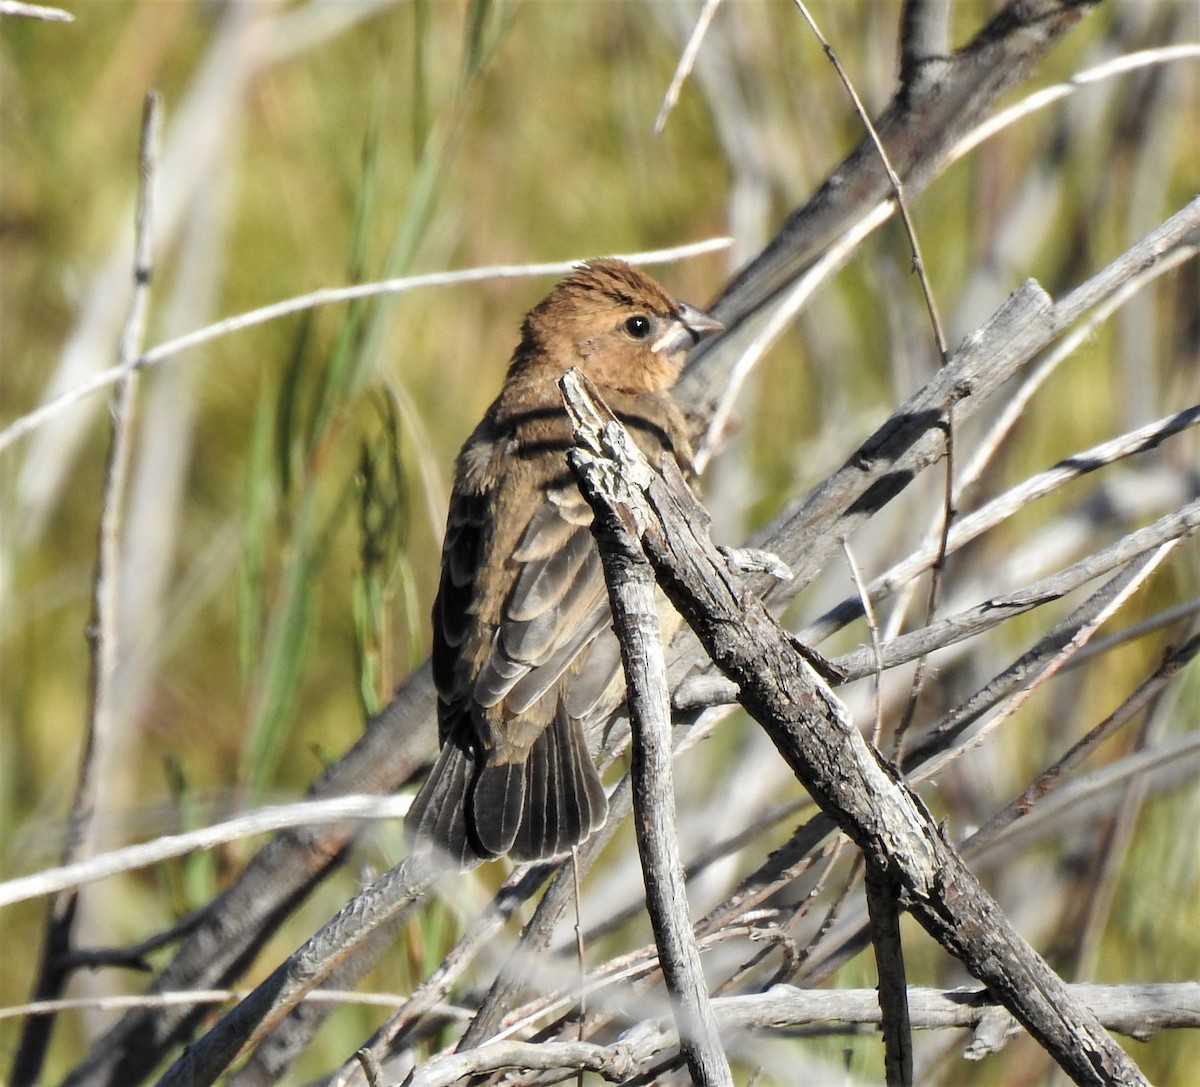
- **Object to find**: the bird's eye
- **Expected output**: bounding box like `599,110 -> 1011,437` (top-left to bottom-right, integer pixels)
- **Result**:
623,314 -> 653,340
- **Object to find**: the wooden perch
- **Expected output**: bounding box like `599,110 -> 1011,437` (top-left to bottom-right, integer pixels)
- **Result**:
559,367 -> 1151,1087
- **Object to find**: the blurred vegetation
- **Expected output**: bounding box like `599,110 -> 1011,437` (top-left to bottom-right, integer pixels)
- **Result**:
1,1 -> 1197,1084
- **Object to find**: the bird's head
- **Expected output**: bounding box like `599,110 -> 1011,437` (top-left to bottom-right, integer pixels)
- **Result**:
514,258 -> 722,393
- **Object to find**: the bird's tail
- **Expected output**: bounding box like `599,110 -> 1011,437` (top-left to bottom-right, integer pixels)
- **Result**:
405,735 -> 478,866
406,706 -> 608,864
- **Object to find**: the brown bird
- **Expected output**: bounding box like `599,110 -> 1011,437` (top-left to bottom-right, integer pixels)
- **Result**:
406,259 -> 721,863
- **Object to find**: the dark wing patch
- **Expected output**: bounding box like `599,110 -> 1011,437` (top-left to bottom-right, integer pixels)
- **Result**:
431,489 -> 487,722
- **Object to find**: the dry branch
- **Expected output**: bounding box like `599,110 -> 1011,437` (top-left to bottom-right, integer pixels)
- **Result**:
154,854 -> 449,1087
403,981 -> 1197,1086
560,369 -> 1149,1087
564,374 -> 732,1087
11,93 -> 162,1087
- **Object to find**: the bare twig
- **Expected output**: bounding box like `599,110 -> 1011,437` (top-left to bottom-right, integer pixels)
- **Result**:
832,504 -> 1198,683
0,240 -> 732,458
388,979 -> 1200,1082
316,866 -> 547,1086
0,795 -> 411,909
683,0 -> 1104,415
571,847 -> 587,1084
841,540 -> 885,746
563,370 -> 732,1087
353,1048 -> 382,1087
0,0 -> 72,19
950,245 -> 1198,531
967,630 -> 1200,856
403,1038 -> 637,1087
865,864 -> 913,1087
930,544 -> 1178,788
154,853 -> 450,1087
948,43 -> 1200,169
962,730 -> 1200,866
791,0 -> 948,361
5,982 -> 1195,1041
655,0 -> 723,135
807,401 -> 1200,646
902,539 -> 1188,778
10,91 -> 162,1087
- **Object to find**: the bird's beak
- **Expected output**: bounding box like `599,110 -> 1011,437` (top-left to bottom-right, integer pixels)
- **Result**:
651,303 -> 724,357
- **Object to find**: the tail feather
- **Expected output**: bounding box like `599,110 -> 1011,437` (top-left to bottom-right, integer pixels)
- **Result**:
508,707 -> 608,861
472,760 -> 525,856
407,708 -> 609,864
405,739 -> 477,866
519,724 -> 554,858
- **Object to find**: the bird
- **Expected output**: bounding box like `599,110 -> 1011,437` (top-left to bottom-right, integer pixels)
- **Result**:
406,258 -> 722,864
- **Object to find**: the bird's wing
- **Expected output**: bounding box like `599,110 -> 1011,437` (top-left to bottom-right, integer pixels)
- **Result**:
472,475 -> 613,736
430,432 -> 613,746
433,391 -> 688,756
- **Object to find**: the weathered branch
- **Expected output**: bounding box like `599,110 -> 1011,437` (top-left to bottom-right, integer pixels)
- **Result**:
564,375 -> 731,1087
832,500 -> 1200,682
59,666 -> 439,1087
865,863 -> 913,1087
560,369 -> 1149,1087
154,854 -> 449,1087
678,0 -> 1104,420
393,981 -> 1199,1085
806,402 -> 1200,646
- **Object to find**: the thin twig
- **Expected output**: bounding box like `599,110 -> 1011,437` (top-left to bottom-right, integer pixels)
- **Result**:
865,863 -> 914,1087
841,539 -> 884,746
0,795 -> 412,909
655,0 -> 723,135
897,540 -> 1199,781
953,246 -> 1198,522
322,866 -> 548,1085
947,44 -> 1200,170
0,0 -> 72,19
572,847 -> 587,1087
354,1048 -> 383,1087
693,201 -> 894,473
962,730 -> 1200,865
806,398 -> 1200,646
967,630 -> 1200,857
833,505 -> 1198,684
9,91 -> 162,1087
153,853 -> 450,1087
791,0 -> 948,362
917,543 -> 1179,781
0,239 -> 732,458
